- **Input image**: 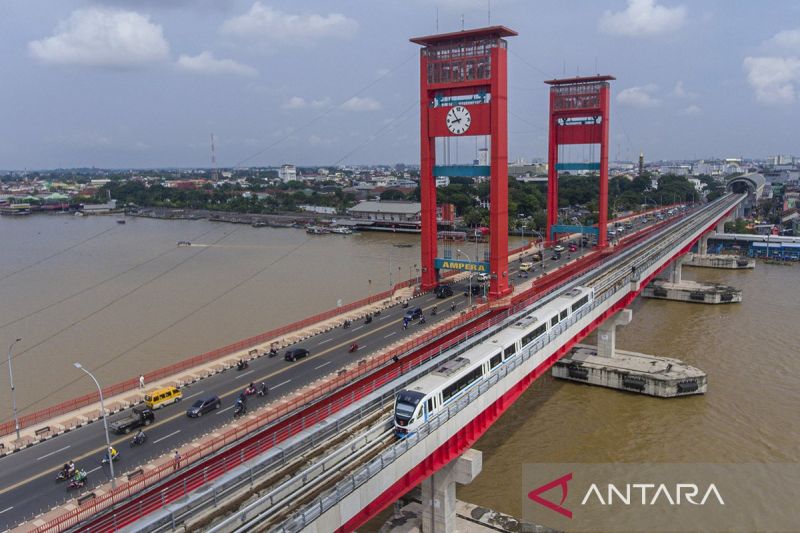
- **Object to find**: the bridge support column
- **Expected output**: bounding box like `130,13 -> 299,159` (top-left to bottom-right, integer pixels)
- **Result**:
670,257 -> 684,284
421,448 -> 482,533
698,232 -> 711,255
596,308 -> 632,358
717,220 -> 726,234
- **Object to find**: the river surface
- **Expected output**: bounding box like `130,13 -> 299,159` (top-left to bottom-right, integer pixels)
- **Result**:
458,260 -> 800,526
0,214 -> 520,417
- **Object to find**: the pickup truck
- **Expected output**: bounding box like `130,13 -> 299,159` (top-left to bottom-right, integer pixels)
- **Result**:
110,406 -> 155,434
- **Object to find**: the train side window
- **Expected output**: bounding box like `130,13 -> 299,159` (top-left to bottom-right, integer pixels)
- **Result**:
550,315 -> 559,327
504,344 -> 516,358
490,353 -> 502,368
427,398 -> 434,413
560,309 -> 568,320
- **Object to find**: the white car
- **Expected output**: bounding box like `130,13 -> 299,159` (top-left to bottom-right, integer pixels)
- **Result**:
476,273 -> 490,282
553,244 -> 565,253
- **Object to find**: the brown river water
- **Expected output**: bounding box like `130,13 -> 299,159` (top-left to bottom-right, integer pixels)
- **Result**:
2,214 -> 798,531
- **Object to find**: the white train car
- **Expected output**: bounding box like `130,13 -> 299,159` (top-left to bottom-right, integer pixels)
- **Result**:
394,286 -> 594,437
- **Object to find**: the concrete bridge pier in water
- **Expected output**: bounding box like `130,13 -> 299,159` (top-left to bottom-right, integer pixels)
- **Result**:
686,218 -> 756,270
644,252 -> 744,304
553,308 -> 707,397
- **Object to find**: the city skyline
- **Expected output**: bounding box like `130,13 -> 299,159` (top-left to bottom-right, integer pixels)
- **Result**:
2,0 -> 800,169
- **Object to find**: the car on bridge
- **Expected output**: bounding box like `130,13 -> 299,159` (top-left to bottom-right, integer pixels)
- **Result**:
285,347 -> 310,362
404,307 -> 423,321
110,406 -> 155,434
434,285 -> 453,298
186,395 -> 221,417
553,244 -> 565,253
476,272 -> 490,282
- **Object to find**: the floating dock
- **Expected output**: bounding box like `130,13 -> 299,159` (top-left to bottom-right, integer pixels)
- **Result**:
553,344 -> 707,398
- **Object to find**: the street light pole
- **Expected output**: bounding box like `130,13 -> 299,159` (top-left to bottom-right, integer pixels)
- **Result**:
456,249 -> 472,308
74,362 -> 115,488
7,338 -> 22,441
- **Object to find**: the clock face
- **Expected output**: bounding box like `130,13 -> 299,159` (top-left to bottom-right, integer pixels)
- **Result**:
446,105 -> 471,135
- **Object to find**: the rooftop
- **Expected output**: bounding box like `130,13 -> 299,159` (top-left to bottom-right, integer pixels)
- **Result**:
410,25 -> 517,46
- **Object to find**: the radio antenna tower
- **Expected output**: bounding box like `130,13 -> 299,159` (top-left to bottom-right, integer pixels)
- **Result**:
210,133 -> 218,181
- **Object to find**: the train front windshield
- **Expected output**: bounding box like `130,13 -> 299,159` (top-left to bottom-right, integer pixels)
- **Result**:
394,390 -> 424,427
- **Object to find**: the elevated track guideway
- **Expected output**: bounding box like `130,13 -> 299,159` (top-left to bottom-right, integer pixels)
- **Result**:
86,194 -> 744,533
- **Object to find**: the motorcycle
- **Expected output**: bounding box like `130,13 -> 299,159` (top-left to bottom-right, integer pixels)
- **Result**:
130,432 -> 147,447
236,360 -> 249,371
431,307 -> 437,316
67,472 -> 88,491
342,320 -> 351,329
233,403 -> 247,418
56,467 -> 75,482
268,348 -> 278,358
364,315 -> 373,325
348,343 -> 359,353
101,452 -> 120,465
402,301 -> 409,308
258,384 -> 269,397
244,386 -> 256,397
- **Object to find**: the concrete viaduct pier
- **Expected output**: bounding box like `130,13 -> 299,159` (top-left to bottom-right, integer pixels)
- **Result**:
684,220 -> 755,270
643,255 -> 743,304
553,309 -> 707,397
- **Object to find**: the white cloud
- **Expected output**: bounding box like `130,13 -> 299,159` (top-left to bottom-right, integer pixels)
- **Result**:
221,2 -> 358,45
176,51 -> 257,77
672,80 -> 697,98
599,0 -> 687,38
283,96 -> 331,109
766,29 -> 800,53
617,85 -> 661,107
743,56 -> 800,105
29,8 -> 169,67
680,104 -> 702,115
341,96 -> 381,112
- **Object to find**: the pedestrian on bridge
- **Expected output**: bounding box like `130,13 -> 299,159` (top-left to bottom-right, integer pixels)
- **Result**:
139,374 -> 145,389
173,450 -> 181,471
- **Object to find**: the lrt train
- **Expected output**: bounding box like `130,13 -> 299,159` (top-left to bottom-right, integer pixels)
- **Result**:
394,286 -> 594,437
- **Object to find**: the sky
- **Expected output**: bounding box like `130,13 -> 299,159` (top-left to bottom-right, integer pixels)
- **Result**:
2,0 -> 800,169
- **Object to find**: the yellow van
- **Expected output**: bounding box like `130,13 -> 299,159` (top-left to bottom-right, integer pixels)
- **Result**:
144,386 -> 182,410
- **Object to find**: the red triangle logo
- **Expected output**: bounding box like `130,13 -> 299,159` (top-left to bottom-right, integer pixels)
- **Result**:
527,472 -> 573,519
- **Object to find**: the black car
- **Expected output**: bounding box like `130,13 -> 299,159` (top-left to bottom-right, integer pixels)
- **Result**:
434,285 -> 453,298
186,395 -> 221,417
465,284 -> 481,295
551,252 -> 562,260
285,347 -> 310,362
403,307 -> 423,321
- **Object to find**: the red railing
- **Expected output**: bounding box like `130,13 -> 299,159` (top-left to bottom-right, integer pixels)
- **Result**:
0,279 -> 416,438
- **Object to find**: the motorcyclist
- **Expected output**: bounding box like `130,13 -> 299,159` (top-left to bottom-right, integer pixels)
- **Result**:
259,382 -> 268,396
106,446 -> 118,462
431,305 -> 437,316
135,428 -> 146,444
73,468 -> 87,483
349,342 -> 358,352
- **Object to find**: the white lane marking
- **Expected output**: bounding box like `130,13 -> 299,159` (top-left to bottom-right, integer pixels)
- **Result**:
352,326 -> 364,331
384,332 -> 397,339
0,506 -> 13,515
217,405 -> 235,414
37,445 -> 70,461
318,338 -> 333,345
184,390 -> 205,400
235,370 -> 254,379
271,380 -> 291,390
153,430 -> 181,445
379,314 -> 391,320
315,361 -> 331,370
86,466 -> 101,475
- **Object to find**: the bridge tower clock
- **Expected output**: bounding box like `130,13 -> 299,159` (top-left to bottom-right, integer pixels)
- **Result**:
411,26 -> 517,299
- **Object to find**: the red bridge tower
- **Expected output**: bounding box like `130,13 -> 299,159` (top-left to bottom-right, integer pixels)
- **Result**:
411,26 -> 517,298
545,75 -> 615,247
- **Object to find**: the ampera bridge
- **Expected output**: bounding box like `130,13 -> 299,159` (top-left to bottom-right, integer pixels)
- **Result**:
0,26 -> 759,533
